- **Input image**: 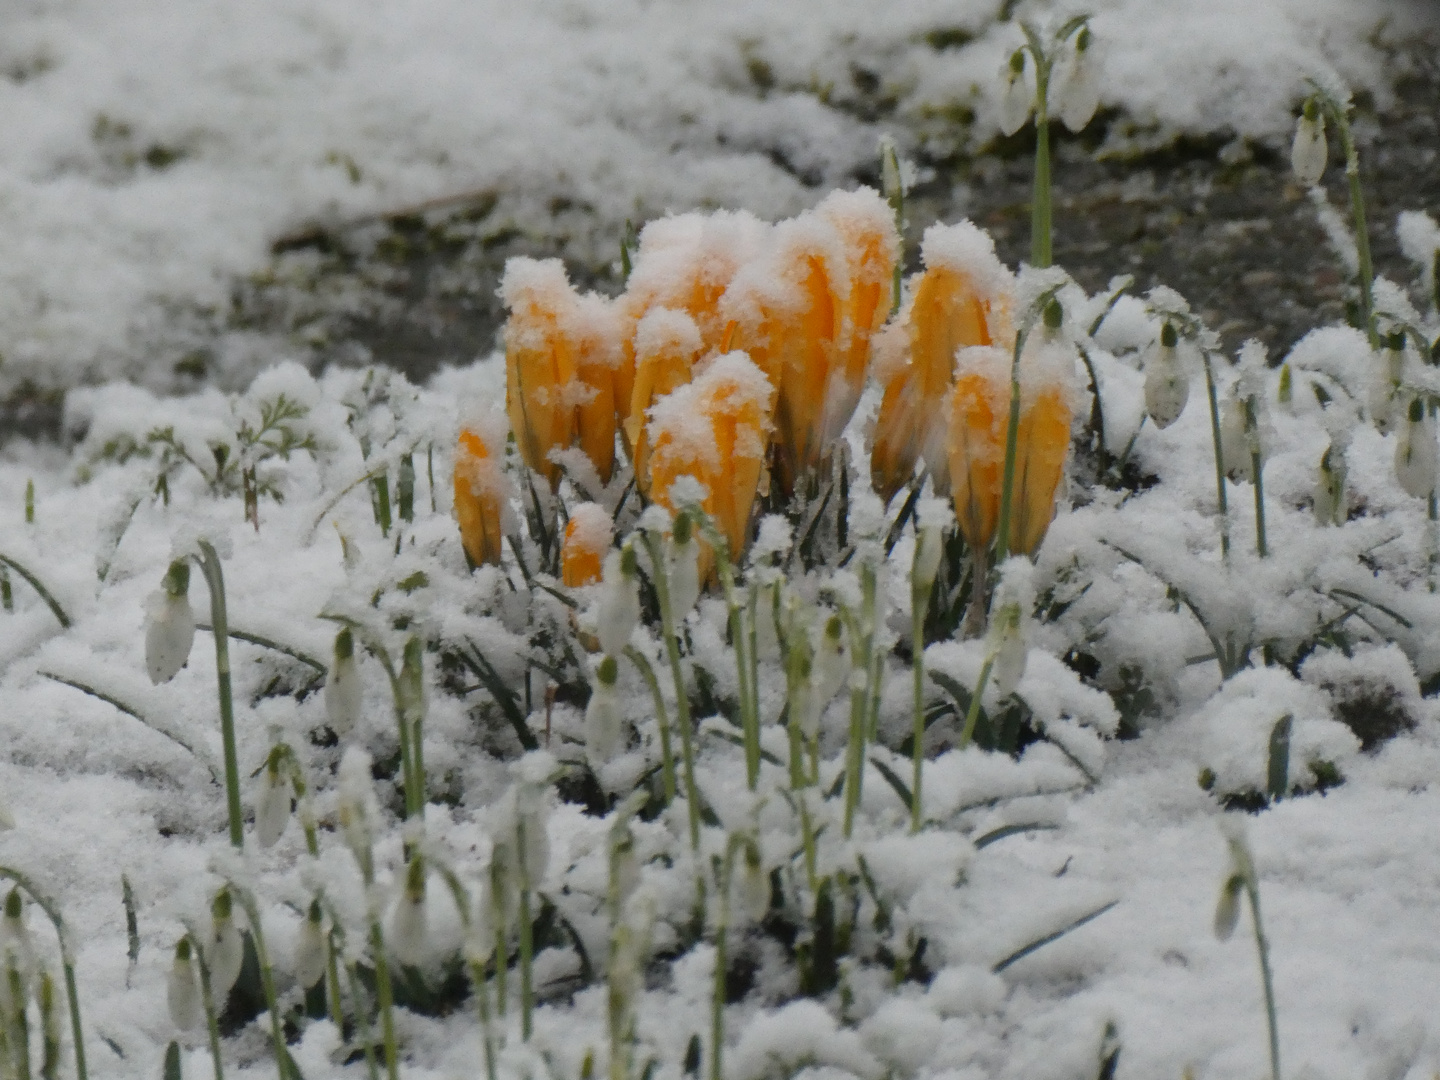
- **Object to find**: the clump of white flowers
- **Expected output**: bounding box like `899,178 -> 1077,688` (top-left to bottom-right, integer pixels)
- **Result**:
146,559 -> 195,684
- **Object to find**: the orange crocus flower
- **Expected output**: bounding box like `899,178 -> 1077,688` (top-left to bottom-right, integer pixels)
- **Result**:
870,223 -> 1012,504
501,258 -> 623,489
454,420 -> 507,568
562,502 -> 613,587
646,351 -> 776,564
1010,383 -> 1072,556
625,308 -> 704,494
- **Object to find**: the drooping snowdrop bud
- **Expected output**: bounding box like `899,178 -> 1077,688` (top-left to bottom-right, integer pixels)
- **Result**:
595,544 -> 641,657
293,901 -> 327,989
1214,816 -> 1255,941
337,749 -> 377,874
38,969 -> 60,1072
389,857 -> 429,968
1313,443 -> 1348,526
1055,26 -> 1100,133
999,49 -> 1032,136
254,746 -> 291,849
585,656 -> 625,768
734,840 -> 770,924
811,614 -> 849,708
1,889 -> 35,987
986,558 -> 1033,697
1143,323 -> 1190,429
1214,872 -> 1243,942
1290,98 -> 1327,187
463,882 -> 497,965
667,511 -> 702,621
1369,331 -> 1408,434
146,559 -> 195,684
207,888 -> 244,1002
516,788 -> 551,889
912,499 -> 952,598
1395,397 -> 1439,499
167,937 -> 203,1031
325,628 -> 363,735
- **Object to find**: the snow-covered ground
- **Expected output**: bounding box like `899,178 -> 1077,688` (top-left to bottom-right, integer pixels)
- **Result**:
4,3 -> 1440,1080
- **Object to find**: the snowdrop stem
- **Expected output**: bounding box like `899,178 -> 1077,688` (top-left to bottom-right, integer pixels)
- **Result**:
1019,25 -> 1054,267
9,961 -> 32,1080
0,870 -> 87,1080
1201,353 -> 1232,558
1320,94 -> 1377,349
1243,399 -> 1267,557
367,920 -> 400,1080
184,936 -> 224,1080
841,565 -> 878,840
911,578 -> 933,834
194,541 -> 243,849
709,836 -> 747,1080
228,888 -> 291,1080
323,926 -> 344,1031
517,816 -> 535,1042
623,646 -> 676,803
959,657 -> 995,751
745,583 -> 764,780
1247,880 -> 1282,1080
641,533 -> 702,848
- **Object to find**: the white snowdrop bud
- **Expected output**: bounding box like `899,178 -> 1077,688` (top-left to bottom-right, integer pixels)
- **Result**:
999,50 -> 1032,136
337,748 -> 375,866
596,545 -> 641,657
0,890 -> 35,988
146,560 -> 195,684
1055,27 -> 1100,133
735,841 -> 770,924
1219,397 -> 1251,481
167,938 -> 203,1031
463,882 -> 497,965
585,656 -> 625,769
389,858 -> 429,968
1214,875 -> 1243,941
516,785 -> 551,888
1143,323 -> 1190,429
324,628 -> 363,735
987,603 -> 1028,698
1395,397 -> 1439,499
207,889 -> 244,1002
1369,332 -> 1408,434
488,840 -> 518,929
1290,99 -> 1327,187
811,615 -> 849,707
668,512 -> 702,621
913,525 -> 945,596
609,815 -> 641,911
293,901 -> 326,989
254,748 -> 291,849
1313,443 -> 1347,526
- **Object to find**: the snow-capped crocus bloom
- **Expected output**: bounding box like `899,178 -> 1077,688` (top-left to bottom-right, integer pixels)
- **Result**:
721,190 -> 898,496
502,258 -> 624,487
1290,98 -> 1327,187
454,407 -> 511,568
1395,397 -> 1438,499
562,502 -> 613,587
646,351 -> 777,567
625,308 -> 704,492
871,222 -> 1013,504
146,559 -> 195,684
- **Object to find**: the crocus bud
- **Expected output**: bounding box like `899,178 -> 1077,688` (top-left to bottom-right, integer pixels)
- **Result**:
1313,444 -> 1347,526
595,544 -> 641,657
389,857 -> 429,968
1143,323 -> 1190,429
255,747 -> 291,849
325,628 -> 363,735
585,656 -> 625,768
1290,99 -> 1327,187
1395,397 -> 1438,499
293,901 -> 326,989
667,511 -> 701,620
168,938 -> 203,1031
146,559 -> 195,684
735,841 -> 770,924
208,889 -> 244,1002
1055,26 -> 1099,133
999,49 -> 1032,136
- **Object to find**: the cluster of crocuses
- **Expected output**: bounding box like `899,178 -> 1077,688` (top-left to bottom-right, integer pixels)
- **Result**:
454,189 -> 1077,604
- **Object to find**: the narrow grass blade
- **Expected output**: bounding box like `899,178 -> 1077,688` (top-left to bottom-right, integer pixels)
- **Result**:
991,900 -> 1119,973
0,552 -> 71,628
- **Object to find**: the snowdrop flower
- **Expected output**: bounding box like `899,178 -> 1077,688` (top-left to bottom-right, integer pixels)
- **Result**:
999,50 -> 1032,136
1394,397 -> 1438,499
872,223 -> 1012,503
337,748 -> 377,873
324,628 -> 363,736
986,558 -> 1033,697
1219,396 -> 1252,481
146,559 -> 195,684
561,502 -> 613,588
389,857 -> 429,968
1143,323 -> 1190,429
293,901 -> 327,989
1290,99 -> 1327,187
463,881 -> 497,966
734,840 -> 770,924
811,614 -> 849,709
667,511 -> 702,619
167,938 -> 203,1031
398,635 -> 426,729
595,544 -> 641,657
0,890 -> 35,987
1214,816 -> 1255,941
880,136 -> 904,212
1313,443 -> 1348,526
254,747 -> 291,849
454,409 -> 511,568
1368,332 -> 1408,434
509,751 -> 556,888
912,499 -> 952,596
207,888 -> 244,1002
1054,27 -> 1100,133
584,656 -> 625,768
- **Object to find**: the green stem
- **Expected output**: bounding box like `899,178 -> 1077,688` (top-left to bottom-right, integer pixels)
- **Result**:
1202,353 -> 1232,559
517,817 -> 534,1042
993,320 -> 1033,568
369,922 -> 399,1080
10,963 -> 32,1080
1331,103 -> 1377,349
340,954 -> 380,1080
324,928 -> 344,1031
709,843 -> 739,1080
624,646 -> 676,804
233,892 -> 291,1080
192,938 -> 224,1080
196,541 -> 244,849
910,580 -> 932,833
642,532 -> 701,849
959,658 -> 995,750
1247,883 -> 1281,1080
1243,399 -> 1267,558
1031,114 -> 1053,268
0,553 -> 70,628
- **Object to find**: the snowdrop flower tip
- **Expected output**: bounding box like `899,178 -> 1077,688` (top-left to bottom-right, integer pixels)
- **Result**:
1394,398 -> 1438,499
1290,99 -> 1327,187
1143,323 -> 1190,430
168,938 -> 203,1032
325,628 -> 363,736
254,751 -> 291,849
999,49 -> 1032,137
293,902 -> 327,989
145,559 -> 196,685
